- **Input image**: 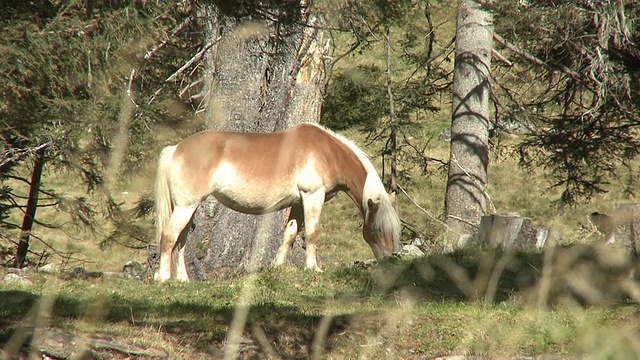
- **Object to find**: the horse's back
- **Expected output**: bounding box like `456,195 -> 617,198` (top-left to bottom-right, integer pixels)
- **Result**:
166,123 -> 362,209
169,127 -> 306,211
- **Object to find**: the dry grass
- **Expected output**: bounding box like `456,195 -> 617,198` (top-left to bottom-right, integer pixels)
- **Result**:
2,248 -> 640,359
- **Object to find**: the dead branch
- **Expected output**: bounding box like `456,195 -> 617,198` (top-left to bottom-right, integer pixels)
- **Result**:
30,329 -> 167,359
0,143 -> 51,171
166,38 -> 221,83
144,16 -> 194,62
397,184 -> 458,235
493,33 -> 581,81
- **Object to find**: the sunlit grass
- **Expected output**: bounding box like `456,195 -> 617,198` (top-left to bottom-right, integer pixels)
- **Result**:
2,260 -> 640,359
5,107 -> 640,357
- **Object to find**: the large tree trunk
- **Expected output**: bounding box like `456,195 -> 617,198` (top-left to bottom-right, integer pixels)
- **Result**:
185,1 -> 327,279
443,0 -> 493,251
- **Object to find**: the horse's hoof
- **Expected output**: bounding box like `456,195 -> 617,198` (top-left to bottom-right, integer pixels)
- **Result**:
306,265 -> 323,273
272,259 -> 285,267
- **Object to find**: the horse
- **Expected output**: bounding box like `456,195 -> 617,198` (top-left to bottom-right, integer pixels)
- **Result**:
154,122 -> 401,281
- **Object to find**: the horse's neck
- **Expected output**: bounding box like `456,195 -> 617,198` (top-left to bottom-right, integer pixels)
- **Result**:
314,126 -> 369,215
339,155 -> 368,215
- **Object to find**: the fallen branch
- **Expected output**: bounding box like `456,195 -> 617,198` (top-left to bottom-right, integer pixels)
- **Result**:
446,215 -> 480,229
32,329 -> 167,359
3,323 -> 167,359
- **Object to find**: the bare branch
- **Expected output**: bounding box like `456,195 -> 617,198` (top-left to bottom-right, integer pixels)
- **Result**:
144,16 -> 194,62
397,184 -> 458,235
166,38 -> 221,83
493,33 -> 581,80
0,142 -> 51,171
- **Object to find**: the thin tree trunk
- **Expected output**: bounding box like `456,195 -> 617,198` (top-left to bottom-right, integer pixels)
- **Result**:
14,149 -> 45,268
385,25 -> 398,205
185,2 -> 327,279
443,0 -> 493,251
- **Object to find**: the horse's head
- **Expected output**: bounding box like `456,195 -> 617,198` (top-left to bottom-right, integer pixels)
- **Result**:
363,193 -> 401,260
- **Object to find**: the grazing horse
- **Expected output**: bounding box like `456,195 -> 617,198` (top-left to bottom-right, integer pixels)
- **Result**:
154,122 -> 401,281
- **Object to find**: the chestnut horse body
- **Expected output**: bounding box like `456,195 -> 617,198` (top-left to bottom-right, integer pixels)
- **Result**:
155,123 -> 400,281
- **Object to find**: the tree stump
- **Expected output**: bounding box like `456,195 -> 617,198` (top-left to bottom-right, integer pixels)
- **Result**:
477,215 -> 546,251
607,203 -> 640,259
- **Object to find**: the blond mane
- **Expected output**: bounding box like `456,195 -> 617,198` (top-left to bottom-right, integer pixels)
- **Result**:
305,122 -> 401,246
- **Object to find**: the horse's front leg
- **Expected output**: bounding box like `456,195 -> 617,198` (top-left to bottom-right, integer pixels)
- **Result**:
301,190 -> 325,272
175,225 -> 191,281
273,205 -> 303,266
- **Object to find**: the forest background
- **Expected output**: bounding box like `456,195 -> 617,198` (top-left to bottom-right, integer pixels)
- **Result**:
1,0 -> 640,359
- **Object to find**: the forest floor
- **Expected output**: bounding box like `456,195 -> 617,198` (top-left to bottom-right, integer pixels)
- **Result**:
2,247 -> 640,359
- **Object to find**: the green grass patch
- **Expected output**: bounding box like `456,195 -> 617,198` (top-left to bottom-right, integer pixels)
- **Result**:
2,248 -> 640,359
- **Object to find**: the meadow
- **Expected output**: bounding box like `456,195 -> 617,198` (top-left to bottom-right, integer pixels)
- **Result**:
2,249 -> 640,359
3,3 -> 640,358
2,121 -> 640,359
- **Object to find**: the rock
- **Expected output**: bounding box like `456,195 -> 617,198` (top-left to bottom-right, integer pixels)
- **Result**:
122,261 -> 146,280
3,273 -> 33,286
438,128 -> 451,141
70,266 -> 86,278
410,237 -> 424,247
38,263 -> 57,273
398,244 -> 425,259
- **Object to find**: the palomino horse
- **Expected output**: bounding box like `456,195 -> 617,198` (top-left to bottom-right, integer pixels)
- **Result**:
154,122 -> 401,281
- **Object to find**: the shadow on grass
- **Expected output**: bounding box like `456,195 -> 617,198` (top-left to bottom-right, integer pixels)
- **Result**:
0,288 -> 359,359
1,243 -> 639,358
368,243 -> 639,307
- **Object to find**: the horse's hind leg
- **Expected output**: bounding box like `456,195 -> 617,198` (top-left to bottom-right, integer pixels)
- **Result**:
157,205 -> 197,282
273,205 -> 303,266
301,190 -> 325,272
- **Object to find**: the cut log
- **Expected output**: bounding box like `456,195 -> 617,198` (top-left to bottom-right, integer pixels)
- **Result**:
589,211 -> 615,241
607,203 -> 640,260
477,215 -> 546,251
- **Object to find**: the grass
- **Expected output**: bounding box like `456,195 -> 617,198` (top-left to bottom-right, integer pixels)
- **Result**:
4,123 -> 640,358
3,3 -> 640,358
3,246 -> 640,359
4,108 -> 640,359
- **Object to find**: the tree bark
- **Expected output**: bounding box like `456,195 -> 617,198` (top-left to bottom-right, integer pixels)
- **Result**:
14,149 -> 45,268
185,1 -> 327,279
477,215 -> 546,251
443,0 -> 493,251
385,25 -> 398,207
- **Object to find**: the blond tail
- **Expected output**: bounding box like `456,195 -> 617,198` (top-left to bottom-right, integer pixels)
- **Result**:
155,146 -> 176,244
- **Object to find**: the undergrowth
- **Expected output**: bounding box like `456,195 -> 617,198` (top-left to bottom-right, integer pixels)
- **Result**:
2,247 -> 640,359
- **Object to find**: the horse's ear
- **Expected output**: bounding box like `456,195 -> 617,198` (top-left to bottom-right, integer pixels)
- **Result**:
389,191 -> 397,203
367,198 -> 380,213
